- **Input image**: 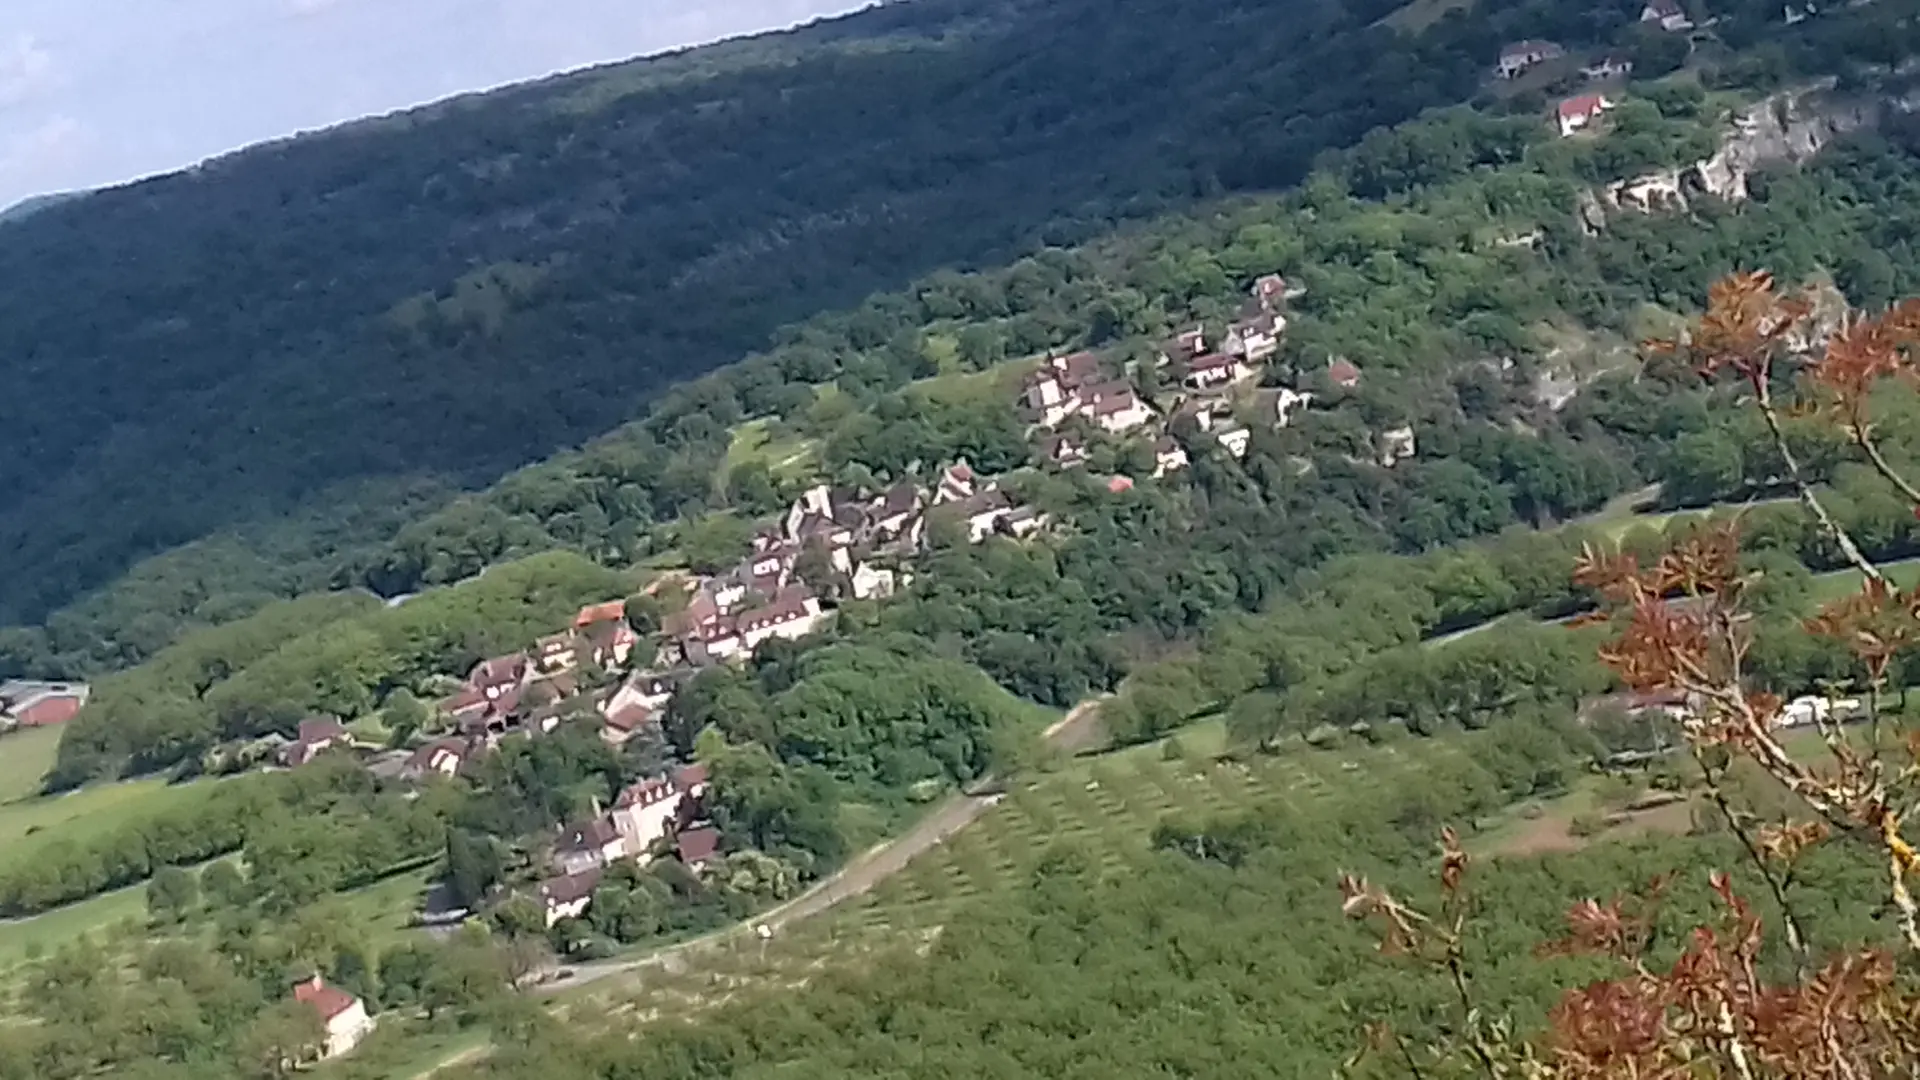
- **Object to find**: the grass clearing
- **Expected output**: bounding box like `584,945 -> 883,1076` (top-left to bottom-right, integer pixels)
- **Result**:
0,776 -> 214,870
721,418 -> 818,483
0,880 -> 149,971
1376,0 -> 1474,31
0,726 -> 61,803
1806,556 -> 1920,603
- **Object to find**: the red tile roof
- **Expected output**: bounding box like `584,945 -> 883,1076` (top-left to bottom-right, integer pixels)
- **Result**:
1107,475 -> 1135,494
294,977 -> 360,1022
1327,358 -> 1362,387
1557,94 -> 1609,122
677,826 -> 722,865
574,600 -> 628,628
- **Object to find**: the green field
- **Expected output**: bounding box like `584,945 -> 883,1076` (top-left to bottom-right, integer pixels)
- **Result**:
0,725 -> 62,803
721,418 -> 818,484
1805,556 -> 1920,603
0,880 -> 149,970
1376,0 -> 1474,31
0,775 -> 214,871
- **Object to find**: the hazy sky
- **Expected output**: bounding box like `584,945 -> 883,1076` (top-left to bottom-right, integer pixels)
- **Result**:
0,0 -> 857,207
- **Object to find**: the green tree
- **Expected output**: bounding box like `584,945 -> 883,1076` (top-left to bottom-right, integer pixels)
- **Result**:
145,866 -> 199,924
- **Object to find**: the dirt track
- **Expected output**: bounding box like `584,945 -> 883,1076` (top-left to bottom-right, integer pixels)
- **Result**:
536,695 -> 1108,995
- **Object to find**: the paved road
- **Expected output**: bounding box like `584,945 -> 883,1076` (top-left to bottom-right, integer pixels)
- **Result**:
536,695 -> 1108,995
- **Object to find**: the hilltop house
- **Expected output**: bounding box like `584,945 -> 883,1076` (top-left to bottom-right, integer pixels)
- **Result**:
1326,357 -> 1362,389
0,681 -> 88,727
293,976 -> 373,1060
949,488 -> 1016,543
1556,94 -> 1613,137
1641,0 -> 1694,31
1496,39 -> 1564,78
1249,273 -> 1301,310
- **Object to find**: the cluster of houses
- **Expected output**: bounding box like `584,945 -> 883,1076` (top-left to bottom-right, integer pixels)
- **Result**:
536,762 -> 716,927
1491,1 -> 1703,139
1592,687 -> 1864,731
653,462 -> 1043,672
1017,273 -> 1402,476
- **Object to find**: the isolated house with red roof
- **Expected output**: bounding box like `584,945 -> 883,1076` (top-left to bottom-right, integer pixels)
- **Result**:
0,681 -> 88,728
293,975 -> 373,1059
1556,94 -> 1614,138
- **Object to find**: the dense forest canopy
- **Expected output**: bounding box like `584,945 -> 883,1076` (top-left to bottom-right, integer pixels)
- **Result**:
0,0 -> 1511,634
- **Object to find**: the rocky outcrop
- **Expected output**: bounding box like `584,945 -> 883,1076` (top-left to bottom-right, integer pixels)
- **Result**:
1593,79 -> 1894,223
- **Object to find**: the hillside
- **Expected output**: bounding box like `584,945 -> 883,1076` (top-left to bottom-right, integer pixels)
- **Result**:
0,0 -> 1500,644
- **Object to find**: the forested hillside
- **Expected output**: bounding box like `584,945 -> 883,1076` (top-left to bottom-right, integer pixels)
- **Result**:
0,0 -> 1503,640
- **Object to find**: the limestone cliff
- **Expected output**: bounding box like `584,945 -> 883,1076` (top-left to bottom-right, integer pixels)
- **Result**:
1589,78 -> 1910,225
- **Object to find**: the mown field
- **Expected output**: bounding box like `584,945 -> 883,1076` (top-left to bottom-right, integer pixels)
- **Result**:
556,718 -> 1493,1032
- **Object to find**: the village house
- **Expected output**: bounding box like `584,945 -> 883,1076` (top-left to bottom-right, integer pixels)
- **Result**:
1184,352 -> 1257,391
1082,382 -> 1156,434
0,680 -> 89,728
532,632 -> 580,676
1038,431 -> 1090,469
573,600 -> 640,667
467,655 -> 531,703
681,585 -> 826,665
1640,0 -> 1694,31
868,482 -> 924,542
1326,357 -> 1362,389
1223,310 -> 1284,363
1002,506 -> 1047,538
1215,421 -> 1252,459
1249,273 -> 1299,311
1155,326 -> 1209,369
950,487 -> 1016,543
934,460 -> 981,505
599,703 -> 656,746
850,561 -> 899,600
537,868 -> 602,927
293,975 -> 374,1060
1556,94 -> 1613,138
1496,39 -> 1565,79
677,826 -> 723,871
1106,474 -> 1136,495
609,763 -> 711,859
1581,53 -> 1634,80
279,715 -> 352,768
1152,436 -> 1189,477
554,816 -> 629,876
401,738 -> 473,782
